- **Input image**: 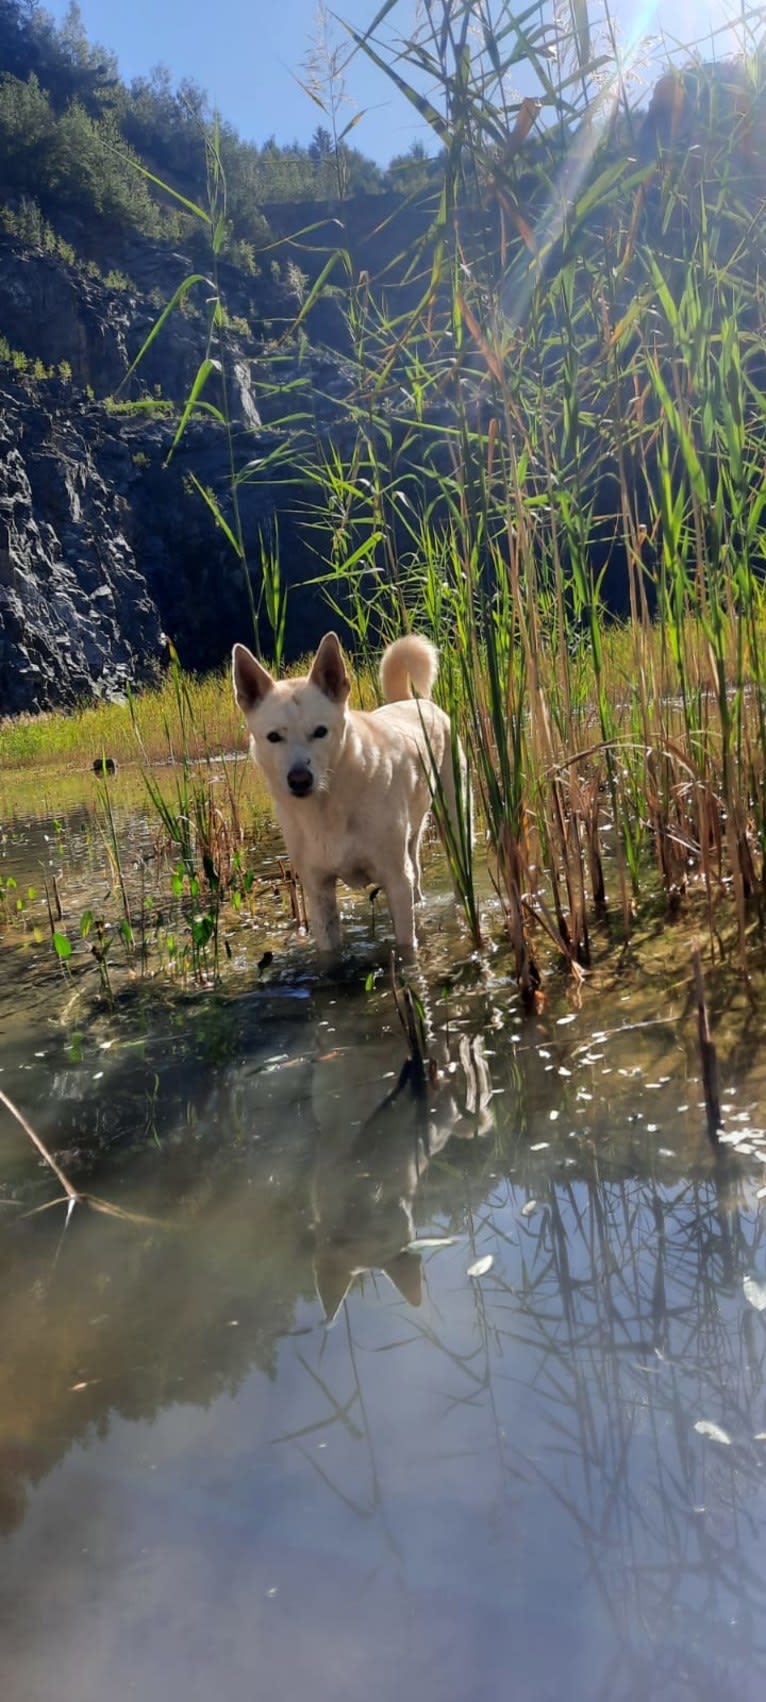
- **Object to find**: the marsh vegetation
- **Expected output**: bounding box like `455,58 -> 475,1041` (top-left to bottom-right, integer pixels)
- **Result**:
41,0 -> 760,1002
4,6 -> 766,1699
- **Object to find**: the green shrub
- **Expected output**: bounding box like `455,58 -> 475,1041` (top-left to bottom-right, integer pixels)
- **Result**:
103,268 -> 131,292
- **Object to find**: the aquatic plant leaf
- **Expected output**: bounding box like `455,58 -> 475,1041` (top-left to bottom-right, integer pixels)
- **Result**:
570,0 -> 591,68
186,472 -> 243,558
165,358 -> 223,464
694,1420 -> 732,1445
405,1236 -> 458,1252
467,1255 -> 494,1278
743,1275 -> 766,1312
52,931 -> 72,960
114,273 -> 212,396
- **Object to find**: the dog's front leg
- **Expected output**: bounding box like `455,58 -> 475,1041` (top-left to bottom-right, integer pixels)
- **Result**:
304,876 -> 342,957
408,824 -> 426,905
385,872 -> 417,958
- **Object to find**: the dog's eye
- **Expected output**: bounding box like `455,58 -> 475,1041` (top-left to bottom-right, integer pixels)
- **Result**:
312,725 -> 328,739
266,731 -> 283,744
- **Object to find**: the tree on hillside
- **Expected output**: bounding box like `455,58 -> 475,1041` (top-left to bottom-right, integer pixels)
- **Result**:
57,1 -> 119,102
0,0 -> 389,254
120,65 -> 209,189
385,139 -> 440,193
0,0 -> 118,112
0,71 -> 56,185
0,0 -> 37,77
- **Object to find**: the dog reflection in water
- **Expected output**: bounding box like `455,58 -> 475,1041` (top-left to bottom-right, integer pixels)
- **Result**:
311,1034 -> 492,1323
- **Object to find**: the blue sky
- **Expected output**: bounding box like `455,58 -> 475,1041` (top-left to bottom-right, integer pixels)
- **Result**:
45,1 -> 749,162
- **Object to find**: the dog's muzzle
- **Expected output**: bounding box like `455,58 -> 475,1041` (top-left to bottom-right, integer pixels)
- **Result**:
287,765 -> 313,797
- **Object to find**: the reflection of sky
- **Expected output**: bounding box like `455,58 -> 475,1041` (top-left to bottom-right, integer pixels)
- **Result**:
4,846 -> 766,1701
3,1185 -> 766,1702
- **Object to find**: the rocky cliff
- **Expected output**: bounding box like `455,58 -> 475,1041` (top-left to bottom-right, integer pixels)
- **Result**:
0,379 -> 161,709
0,217 -> 361,714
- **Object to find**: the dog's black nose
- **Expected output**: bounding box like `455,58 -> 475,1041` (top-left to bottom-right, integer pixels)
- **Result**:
287,765 -> 313,797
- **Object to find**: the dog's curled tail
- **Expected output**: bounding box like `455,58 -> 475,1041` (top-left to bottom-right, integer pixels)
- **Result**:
380,635 -> 439,704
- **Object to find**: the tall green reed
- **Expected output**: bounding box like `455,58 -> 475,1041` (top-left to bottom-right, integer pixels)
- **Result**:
284,0 -> 766,983
107,0 -> 766,988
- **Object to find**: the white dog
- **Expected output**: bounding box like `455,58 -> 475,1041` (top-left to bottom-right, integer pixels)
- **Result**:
232,631 -> 460,955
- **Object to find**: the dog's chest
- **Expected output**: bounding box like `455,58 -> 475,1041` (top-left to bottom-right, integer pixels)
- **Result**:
340,859 -> 377,889
322,835 -> 378,889
281,810 -> 378,889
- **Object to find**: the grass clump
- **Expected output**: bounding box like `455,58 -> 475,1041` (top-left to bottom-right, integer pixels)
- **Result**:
0,666 -> 242,772
0,650 -> 285,998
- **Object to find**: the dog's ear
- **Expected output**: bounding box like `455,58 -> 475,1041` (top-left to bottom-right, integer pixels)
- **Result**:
383,1251 -> 423,1308
232,643 -> 273,713
309,632 -> 350,703
314,1250 -> 354,1325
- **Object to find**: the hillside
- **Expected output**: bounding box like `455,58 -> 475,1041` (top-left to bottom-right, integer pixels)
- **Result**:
1,0 -> 766,713
0,2 -> 444,710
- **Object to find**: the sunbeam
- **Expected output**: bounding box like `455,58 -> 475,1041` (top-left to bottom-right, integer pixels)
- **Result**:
501,0 -> 754,326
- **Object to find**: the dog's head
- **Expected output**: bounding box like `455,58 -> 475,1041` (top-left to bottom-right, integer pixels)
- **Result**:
232,632 -> 350,801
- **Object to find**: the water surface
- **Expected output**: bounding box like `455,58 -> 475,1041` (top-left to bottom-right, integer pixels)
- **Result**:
2,798 -> 766,1702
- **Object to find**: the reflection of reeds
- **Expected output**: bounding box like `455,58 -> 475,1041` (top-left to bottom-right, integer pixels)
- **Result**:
389,951 -> 429,1079
292,1115 -> 766,1691
5,937 -> 766,1693
493,1169 -> 766,1683
264,943 -> 766,1688
692,941 -> 723,1147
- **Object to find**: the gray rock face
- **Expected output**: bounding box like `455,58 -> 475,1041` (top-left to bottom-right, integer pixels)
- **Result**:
0,377 -> 351,714
0,224 -> 272,412
0,224 -> 360,713
0,385 -> 164,712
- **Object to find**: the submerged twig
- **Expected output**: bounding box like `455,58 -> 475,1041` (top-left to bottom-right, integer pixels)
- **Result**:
0,1087 -> 81,1201
0,1089 -> 168,1229
691,944 -> 722,1150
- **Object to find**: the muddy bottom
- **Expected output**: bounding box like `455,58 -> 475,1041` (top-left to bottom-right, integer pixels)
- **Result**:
2,801 -> 766,1701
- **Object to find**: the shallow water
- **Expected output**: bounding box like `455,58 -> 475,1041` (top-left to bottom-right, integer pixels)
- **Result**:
2,799 -> 766,1701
